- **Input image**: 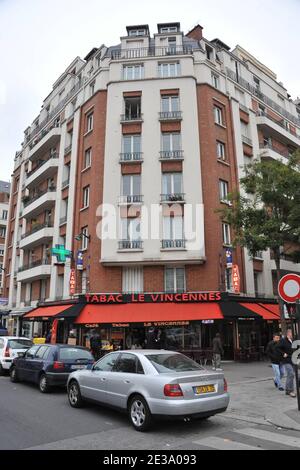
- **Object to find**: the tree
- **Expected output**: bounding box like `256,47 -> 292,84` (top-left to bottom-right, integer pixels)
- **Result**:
219,151 -> 300,333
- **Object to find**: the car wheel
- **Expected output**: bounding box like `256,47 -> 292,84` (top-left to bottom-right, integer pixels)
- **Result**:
10,366 -> 19,383
68,381 -> 84,408
129,395 -> 152,432
39,373 -> 51,393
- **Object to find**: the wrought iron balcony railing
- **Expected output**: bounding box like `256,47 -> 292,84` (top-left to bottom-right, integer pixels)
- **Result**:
118,195 -> 143,204
159,111 -> 182,121
161,239 -> 186,249
118,240 -> 143,250
159,150 -> 184,160
119,152 -> 143,162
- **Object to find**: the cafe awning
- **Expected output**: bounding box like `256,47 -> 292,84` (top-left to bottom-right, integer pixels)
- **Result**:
23,304 -> 73,320
220,302 -> 262,319
74,302 -> 224,325
243,303 -> 280,321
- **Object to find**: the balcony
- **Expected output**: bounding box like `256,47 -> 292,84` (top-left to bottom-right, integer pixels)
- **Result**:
20,222 -> 54,249
159,150 -> 184,161
225,67 -> 300,127
119,152 -> 143,163
118,240 -> 143,251
59,216 -> 67,226
259,143 -> 290,162
22,187 -> 56,219
241,135 -> 253,147
120,114 -> 143,123
64,144 -> 72,155
160,193 -> 185,203
29,125 -> 61,161
17,259 -> 51,282
159,111 -> 182,121
118,195 -> 143,205
256,111 -> 300,147
62,178 -> 70,190
109,45 -> 196,60
161,239 -> 186,250
239,104 -> 249,114
26,153 -> 59,188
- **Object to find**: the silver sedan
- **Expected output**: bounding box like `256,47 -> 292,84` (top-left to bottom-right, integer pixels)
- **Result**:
67,350 -> 230,432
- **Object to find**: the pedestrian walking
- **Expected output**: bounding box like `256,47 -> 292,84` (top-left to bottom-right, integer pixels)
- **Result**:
89,329 -> 101,360
45,329 -> 52,343
212,333 -> 224,371
266,332 -> 285,391
278,329 -> 296,398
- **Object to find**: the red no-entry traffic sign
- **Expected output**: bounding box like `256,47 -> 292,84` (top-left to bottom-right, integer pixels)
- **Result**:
278,274 -> 300,303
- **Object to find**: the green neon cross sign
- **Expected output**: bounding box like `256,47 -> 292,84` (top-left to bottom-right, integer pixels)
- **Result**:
51,244 -> 73,263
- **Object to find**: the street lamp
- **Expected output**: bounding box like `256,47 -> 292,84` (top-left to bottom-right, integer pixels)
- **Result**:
75,232 -> 91,242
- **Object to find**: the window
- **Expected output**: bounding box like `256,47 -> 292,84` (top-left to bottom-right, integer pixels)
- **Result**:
206,45 -> 214,61
222,223 -> 231,245
122,174 -> 141,198
94,352 -> 120,371
89,81 -> 95,96
82,186 -> 90,209
212,73 -> 219,89
253,76 -> 260,90
129,29 -> 146,36
84,148 -> 92,169
225,268 -> 233,291
162,173 -> 183,195
219,180 -> 229,202
122,267 -> 143,293
240,121 -> 249,137
81,226 -> 89,250
120,218 -> 141,241
123,135 -> 141,154
158,62 -> 181,78
123,65 -> 144,80
81,269 -> 87,293
2,210 -> 8,220
124,96 -> 141,120
0,227 -> 6,238
162,133 -> 181,151
86,113 -> 93,132
160,26 -> 178,33
35,346 -> 49,359
115,353 -> 143,374
161,95 -> 179,112
167,37 -> 177,54
163,216 -> 184,240
214,106 -> 223,125
217,141 -> 226,160
165,267 -> 185,293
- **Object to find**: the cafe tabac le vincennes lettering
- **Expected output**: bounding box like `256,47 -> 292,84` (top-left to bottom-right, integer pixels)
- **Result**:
84,292 -> 222,304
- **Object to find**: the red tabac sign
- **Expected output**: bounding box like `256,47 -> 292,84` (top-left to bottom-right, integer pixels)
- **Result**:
70,269 -> 76,296
84,292 -> 222,304
232,265 -> 240,294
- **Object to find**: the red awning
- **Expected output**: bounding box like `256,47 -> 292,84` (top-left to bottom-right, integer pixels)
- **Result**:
23,304 -> 73,319
259,303 -> 280,317
74,302 -> 223,325
243,303 -> 280,320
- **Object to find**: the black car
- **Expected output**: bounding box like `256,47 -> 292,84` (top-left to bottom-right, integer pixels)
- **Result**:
10,344 -> 94,393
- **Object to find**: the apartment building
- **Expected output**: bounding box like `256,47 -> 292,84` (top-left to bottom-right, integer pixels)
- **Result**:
0,181 -> 10,297
3,22 -> 299,356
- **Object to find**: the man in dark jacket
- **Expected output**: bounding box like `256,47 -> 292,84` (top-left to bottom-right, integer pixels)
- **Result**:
277,329 -> 296,398
266,333 -> 284,391
212,333 -> 224,371
89,329 -> 101,360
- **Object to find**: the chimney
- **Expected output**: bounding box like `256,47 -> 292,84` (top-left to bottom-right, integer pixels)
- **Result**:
186,24 -> 203,41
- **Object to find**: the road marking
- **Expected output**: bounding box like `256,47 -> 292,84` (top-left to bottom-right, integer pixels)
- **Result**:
193,436 -> 262,450
237,428 -> 300,449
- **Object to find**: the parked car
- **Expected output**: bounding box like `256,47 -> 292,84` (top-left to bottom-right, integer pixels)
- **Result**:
67,350 -> 230,432
0,336 -> 32,375
10,344 -> 94,392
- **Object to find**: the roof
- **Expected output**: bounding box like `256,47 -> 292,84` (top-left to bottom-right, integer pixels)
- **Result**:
0,181 -> 10,194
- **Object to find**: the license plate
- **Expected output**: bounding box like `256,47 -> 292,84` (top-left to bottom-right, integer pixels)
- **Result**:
71,365 -> 86,370
194,385 -> 216,395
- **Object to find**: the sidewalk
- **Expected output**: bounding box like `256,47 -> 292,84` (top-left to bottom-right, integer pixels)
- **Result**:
216,361 -> 300,431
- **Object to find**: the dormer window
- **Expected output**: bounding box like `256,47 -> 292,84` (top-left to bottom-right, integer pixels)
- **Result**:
205,45 -> 214,61
160,26 -> 178,33
129,29 -> 146,37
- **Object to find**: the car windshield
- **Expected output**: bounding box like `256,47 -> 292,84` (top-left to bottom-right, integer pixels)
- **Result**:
8,339 -> 32,349
58,348 -> 93,361
146,353 -> 204,373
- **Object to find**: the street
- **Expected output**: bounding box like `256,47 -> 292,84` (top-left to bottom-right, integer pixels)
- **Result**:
1,363 -> 300,450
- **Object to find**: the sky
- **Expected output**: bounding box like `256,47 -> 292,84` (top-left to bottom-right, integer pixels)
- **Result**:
0,0 -> 299,181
